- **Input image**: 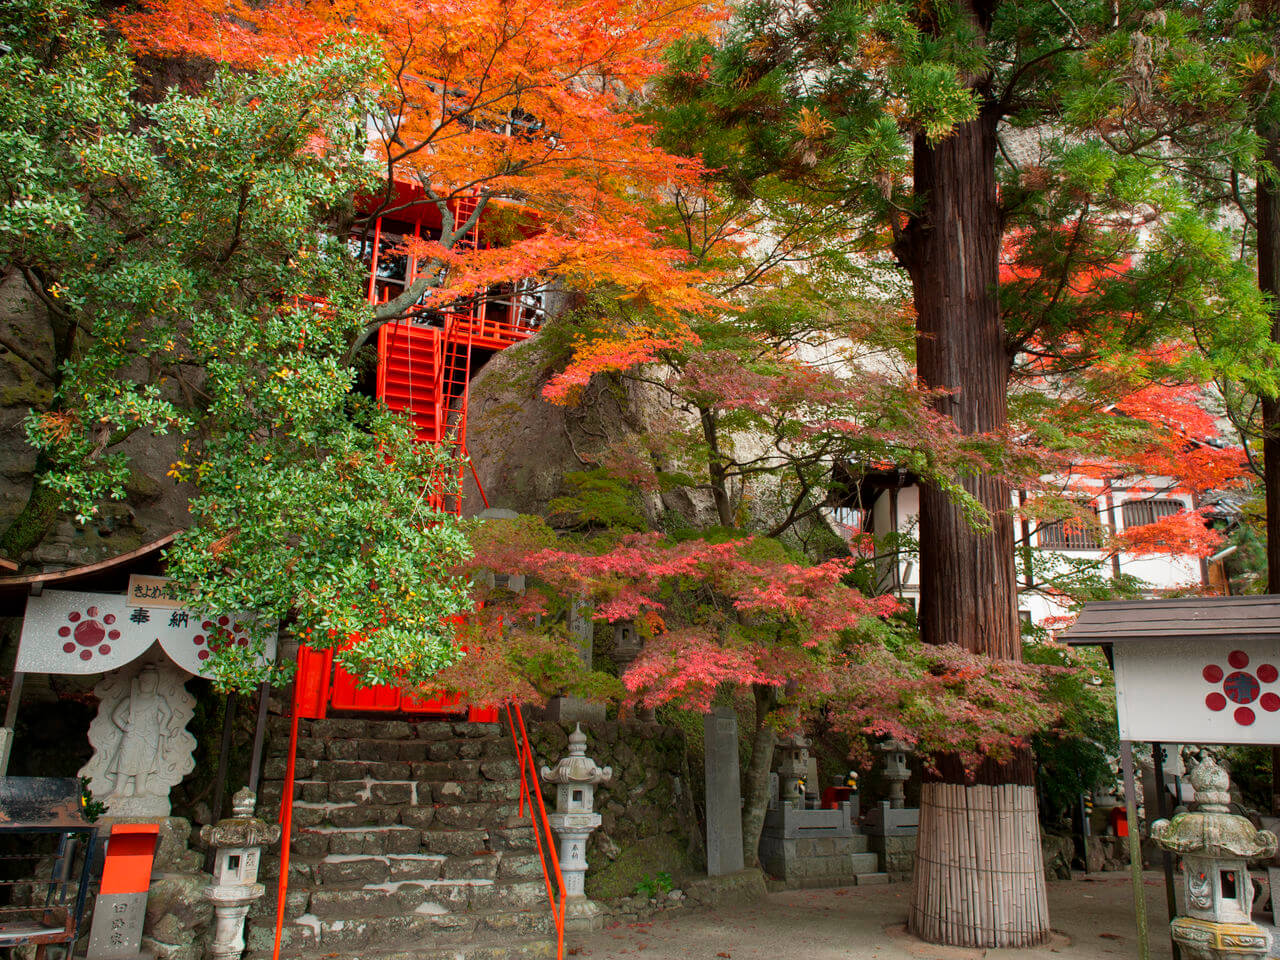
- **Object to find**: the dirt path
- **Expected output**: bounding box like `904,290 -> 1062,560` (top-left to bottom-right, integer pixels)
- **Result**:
569,873 -> 1184,960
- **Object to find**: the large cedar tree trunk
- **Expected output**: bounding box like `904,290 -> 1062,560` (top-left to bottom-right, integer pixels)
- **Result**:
1257,129 -> 1280,813
896,105 -> 1049,947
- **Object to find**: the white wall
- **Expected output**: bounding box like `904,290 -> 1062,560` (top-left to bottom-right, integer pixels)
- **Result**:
846,479 -> 1206,629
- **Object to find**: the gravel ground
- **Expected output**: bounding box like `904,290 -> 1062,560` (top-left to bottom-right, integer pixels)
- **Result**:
567,872 -> 1212,960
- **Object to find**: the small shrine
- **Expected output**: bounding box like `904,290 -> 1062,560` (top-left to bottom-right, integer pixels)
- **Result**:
14,585 -> 275,817
1150,759 -> 1277,959
758,733 -> 884,887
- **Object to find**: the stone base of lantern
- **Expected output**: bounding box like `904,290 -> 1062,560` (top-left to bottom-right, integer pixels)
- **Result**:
563,897 -> 606,932
1170,916 -> 1272,960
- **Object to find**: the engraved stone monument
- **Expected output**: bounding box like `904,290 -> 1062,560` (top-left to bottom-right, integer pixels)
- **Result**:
79,655 -> 197,817
704,706 -> 744,876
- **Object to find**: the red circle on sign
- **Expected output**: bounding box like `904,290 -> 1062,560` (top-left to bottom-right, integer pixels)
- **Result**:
1262,693 -> 1280,712
193,636 -> 204,646
1225,671 -> 1261,704
86,606 -> 98,618
1236,707 -> 1257,725
74,620 -> 104,648
68,612 -> 80,622
103,614 -> 115,625
197,650 -> 209,661
1229,650 -> 1250,669
57,626 -> 70,638
62,643 -> 74,654
98,645 -> 110,655
1207,692 -> 1227,711
79,650 -> 92,662
1204,664 -> 1224,683
1260,664 -> 1279,683
218,615 -> 229,626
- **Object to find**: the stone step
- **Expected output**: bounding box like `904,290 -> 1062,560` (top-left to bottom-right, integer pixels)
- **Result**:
304,877 -> 547,920
261,756 -> 523,785
258,903 -> 555,954
290,853 -> 544,899
272,823 -> 535,862
279,799 -> 524,832
850,851 -> 880,874
249,930 -> 555,960
848,833 -> 869,854
853,871 -> 891,885
285,778 -> 524,805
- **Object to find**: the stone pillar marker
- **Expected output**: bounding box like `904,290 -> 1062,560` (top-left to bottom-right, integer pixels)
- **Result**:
545,596 -> 606,724
541,725 -> 612,930
201,788 -> 281,960
703,706 -> 744,876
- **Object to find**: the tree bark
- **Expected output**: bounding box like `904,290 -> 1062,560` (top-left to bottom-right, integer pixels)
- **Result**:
700,408 -> 734,528
896,103 -> 1048,946
900,109 -> 1020,659
1259,130 -> 1280,596
1256,127 -> 1280,813
739,683 -> 777,869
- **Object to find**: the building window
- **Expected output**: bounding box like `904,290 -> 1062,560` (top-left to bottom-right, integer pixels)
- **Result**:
1038,504 -> 1102,550
829,505 -> 869,538
1121,498 -> 1184,529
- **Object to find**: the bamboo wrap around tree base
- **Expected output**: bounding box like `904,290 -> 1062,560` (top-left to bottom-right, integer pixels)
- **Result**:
909,782 -> 1050,948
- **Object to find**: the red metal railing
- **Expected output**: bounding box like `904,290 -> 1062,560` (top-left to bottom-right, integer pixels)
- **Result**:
271,680 -> 303,960
505,701 -> 566,959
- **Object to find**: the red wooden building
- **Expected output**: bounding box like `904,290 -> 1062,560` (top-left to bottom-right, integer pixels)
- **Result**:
294,183 -> 542,721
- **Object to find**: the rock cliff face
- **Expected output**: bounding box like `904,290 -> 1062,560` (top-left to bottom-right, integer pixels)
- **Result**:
462,337 -> 729,531
0,273 -> 190,570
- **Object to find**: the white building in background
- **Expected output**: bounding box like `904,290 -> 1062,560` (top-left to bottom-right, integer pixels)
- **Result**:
828,468 -> 1212,628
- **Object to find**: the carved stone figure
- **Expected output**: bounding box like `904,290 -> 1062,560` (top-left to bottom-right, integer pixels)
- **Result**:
79,655 -> 197,817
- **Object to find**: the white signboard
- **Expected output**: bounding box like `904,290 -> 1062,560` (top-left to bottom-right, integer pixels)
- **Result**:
1114,637 -> 1280,745
18,589 -> 276,677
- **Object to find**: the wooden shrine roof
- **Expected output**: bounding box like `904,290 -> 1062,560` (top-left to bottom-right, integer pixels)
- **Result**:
1062,595 -> 1280,647
0,532 -> 177,617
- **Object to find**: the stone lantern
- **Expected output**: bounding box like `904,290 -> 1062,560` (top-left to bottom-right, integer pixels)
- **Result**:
200,788 -> 282,960
775,734 -> 809,804
540,725 -> 612,931
879,738 -> 912,809
1151,759 -> 1277,960
611,621 -> 654,721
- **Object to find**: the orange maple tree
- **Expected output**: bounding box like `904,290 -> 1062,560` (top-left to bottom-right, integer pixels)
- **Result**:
121,0 -> 723,342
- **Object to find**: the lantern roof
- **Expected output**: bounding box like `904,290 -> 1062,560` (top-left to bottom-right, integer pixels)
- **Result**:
539,724 -> 612,786
1151,760 -> 1278,861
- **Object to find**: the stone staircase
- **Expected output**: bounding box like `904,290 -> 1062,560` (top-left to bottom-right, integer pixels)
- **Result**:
248,716 -> 557,960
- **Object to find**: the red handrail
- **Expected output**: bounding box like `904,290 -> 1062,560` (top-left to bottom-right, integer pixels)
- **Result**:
505,702 -> 566,958
271,683 -> 302,960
